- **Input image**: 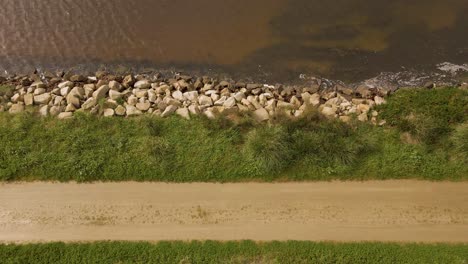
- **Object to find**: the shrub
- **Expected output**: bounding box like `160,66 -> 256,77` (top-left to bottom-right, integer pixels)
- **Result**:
377,87 -> 468,145
451,123 -> 468,162
0,85 -> 14,97
243,126 -> 293,174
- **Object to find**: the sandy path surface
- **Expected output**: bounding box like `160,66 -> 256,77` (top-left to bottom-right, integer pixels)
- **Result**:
1,181 -> 467,243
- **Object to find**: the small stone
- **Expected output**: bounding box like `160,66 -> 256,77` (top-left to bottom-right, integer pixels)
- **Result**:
172,90 -> 185,101
233,92 -> 246,102
82,98 -> 97,110
70,74 -> 86,82
24,94 -> 34,106
126,105 -> 142,117
204,109 -> 216,119
358,113 -> 368,122
83,84 -> 96,91
58,112 -> 73,119
198,95 -> 213,106
60,87 -> 71,97
49,106 -> 62,116
127,95 -> 138,106
176,107 -> 190,120
33,93 -> 51,105
39,105 -> 48,117
357,104 -> 371,113
134,80 -> 150,89
252,108 -> 270,122
374,96 -> 386,105
321,106 -> 336,117
103,108 -> 115,117
115,105 -> 126,116
183,91 -> 198,102
66,93 -> 81,108
65,103 -> 77,112
122,75 -> 135,88
58,81 -> 74,89
11,93 -> 21,103
188,105 -> 200,115
33,88 -> 46,95
93,85 -> 110,101
136,101 -> 151,111
224,97 -> 237,108
161,105 -> 178,117
109,90 -> 123,100
109,80 -> 123,91
134,89 -> 148,98
277,100 -> 294,109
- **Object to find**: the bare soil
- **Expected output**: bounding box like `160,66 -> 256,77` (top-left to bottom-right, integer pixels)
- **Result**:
1,181 -> 467,243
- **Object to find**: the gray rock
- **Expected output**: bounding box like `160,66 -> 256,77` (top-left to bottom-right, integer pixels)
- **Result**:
58,81 -> 74,89
136,101 -> 151,111
65,103 -> 77,112
176,107 -> 190,120
109,81 -> 123,91
374,96 -> 386,105
60,87 -> 71,97
58,112 -> 73,119
358,113 -> 368,122
126,105 -> 142,117
134,80 -> 150,89
252,108 -> 269,122
49,106 -> 62,116
109,90 -> 123,100
183,91 -> 198,102
188,105 -> 200,115
161,105 -> 178,117
93,85 -> 110,101
39,105 -> 48,117
321,106 -> 336,117
127,95 -> 138,106
134,89 -> 148,98
172,90 -> 185,101
223,97 -> 237,108
82,98 -> 97,110
69,74 -> 86,82
122,75 -> 135,88
33,93 -> 51,105
66,93 -> 81,108
115,105 -> 126,116
33,88 -> 46,95
24,93 -> 34,106
103,108 -> 115,117
198,95 -> 213,106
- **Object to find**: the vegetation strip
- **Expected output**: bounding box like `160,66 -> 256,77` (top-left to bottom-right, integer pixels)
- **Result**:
1,241 -> 467,264
0,87 -> 466,182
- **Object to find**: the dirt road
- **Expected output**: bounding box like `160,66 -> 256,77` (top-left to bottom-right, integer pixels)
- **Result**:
1,181 -> 467,243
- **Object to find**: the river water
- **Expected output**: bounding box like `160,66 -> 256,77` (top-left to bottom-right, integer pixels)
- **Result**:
0,0 -> 467,82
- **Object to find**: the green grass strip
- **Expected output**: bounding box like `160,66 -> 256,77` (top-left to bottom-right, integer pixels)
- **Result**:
0,87 -> 466,182
1,241 -> 467,264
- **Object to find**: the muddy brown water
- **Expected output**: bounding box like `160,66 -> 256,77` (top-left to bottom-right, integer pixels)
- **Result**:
0,0 -> 467,82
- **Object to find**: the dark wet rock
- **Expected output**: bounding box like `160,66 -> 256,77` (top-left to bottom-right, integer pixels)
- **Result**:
70,74 -> 86,82
95,71 -> 108,79
246,83 -> 263,90
122,75 -> 135,88
335,84 -> 353,96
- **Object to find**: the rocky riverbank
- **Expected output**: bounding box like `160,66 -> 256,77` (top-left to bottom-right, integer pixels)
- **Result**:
0,71 -> 464,123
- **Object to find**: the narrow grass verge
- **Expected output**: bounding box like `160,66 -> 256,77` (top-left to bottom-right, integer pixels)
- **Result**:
1,241 -> 467,264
